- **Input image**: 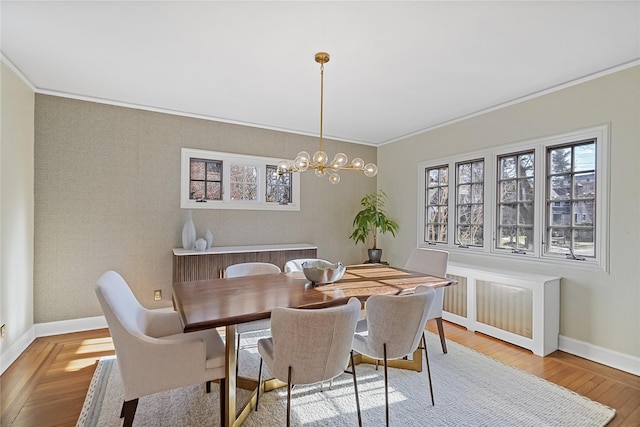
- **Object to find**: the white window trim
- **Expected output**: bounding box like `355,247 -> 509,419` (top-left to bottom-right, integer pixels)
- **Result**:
181,148 -> 301,211
416,124 -> 610,272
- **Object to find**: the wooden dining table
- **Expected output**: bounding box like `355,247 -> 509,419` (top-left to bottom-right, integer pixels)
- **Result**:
172,263 -> 456,427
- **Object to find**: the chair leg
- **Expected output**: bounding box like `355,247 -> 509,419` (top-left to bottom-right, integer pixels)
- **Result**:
435,317 -> 448,353
256,358 -> 263,411
287,366 -> 292,427
236,332 -> 242,377
350,350 -> 363,427
120,398 -> 138,427
383,343 -> 389,427
422,332 -> 435,406
206,380 -> 211,393
219,377 -> 226,425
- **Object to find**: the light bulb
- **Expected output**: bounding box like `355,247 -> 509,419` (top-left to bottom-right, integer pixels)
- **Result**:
364,163 -> 378,177
294,156 -> 309,172
312,150 -> 327,165
296,151 -> 310,162
332,153 -> 348,168
277,160 -> 290,173
351,158 -> 364,169
329,173 -> 341,184
315,168 -> 325,177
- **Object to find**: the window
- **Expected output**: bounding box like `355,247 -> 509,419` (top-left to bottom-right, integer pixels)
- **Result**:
496,151 -> 535,252
425,165 -> 449,243
455,159 -> 484,247
417,125 -> 609,271
266,165 -> 292,204
181,148 -> 300,211
189,158 -> 222,201
546,140 -> 596,258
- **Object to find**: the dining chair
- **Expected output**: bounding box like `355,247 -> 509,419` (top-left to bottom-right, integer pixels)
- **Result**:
352,285 -> 436,427
283,258 -> 329,273
225,262 -> 282,375
95,271 -> 226,427
256,297 -> 362,427
404,248 -> 450,353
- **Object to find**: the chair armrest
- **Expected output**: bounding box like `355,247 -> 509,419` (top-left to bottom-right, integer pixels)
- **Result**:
144,309 -> 184,337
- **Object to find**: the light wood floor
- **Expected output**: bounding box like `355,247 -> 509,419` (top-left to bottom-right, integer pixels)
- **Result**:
1,321 -> 639,427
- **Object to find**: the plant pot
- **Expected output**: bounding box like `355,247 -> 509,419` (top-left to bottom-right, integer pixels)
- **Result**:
368,249 -> 383,263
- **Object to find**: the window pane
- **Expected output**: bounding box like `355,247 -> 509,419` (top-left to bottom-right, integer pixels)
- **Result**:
472,161 -> 484,182
458,163 -> 471,184
501,156 -> 517,179
519,153 -> 535,177
458,184 -> 471,204
471,205 -> 483,224
190,181 -> 204,199
428,188 -> 440,205
518,203 -> 534,226
573,201 -> 594,225
499,204 -> 517,225
499,226 -> 517,249
550,176 -> 571,200
574,143 -> 595,172
206,162 -> 221,181
550,201 -> 571,226
574,173 -> 595,199
428,169 -> 439,187
191,160 -> 205,180
550,147 -> 572,174
519,178 -> 535,201
500,180 -> 517,202
573,229 -> 594,256
206,182 -> 221,200
458,205 -> 471,224
424,165 -> 448,243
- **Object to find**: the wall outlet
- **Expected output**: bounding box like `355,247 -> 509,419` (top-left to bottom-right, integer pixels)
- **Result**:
1,324 -> 6,340
154,290 -> 162,301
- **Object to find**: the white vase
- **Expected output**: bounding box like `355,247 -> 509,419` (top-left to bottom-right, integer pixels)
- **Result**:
205,229 -> 213,249
182,210 -> 196,250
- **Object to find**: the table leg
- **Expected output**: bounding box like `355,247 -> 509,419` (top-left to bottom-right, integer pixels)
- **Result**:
224,324 -> 237,427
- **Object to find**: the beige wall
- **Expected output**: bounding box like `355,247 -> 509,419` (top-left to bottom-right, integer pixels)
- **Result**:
34,95 -> 377,322
1,63 -> 35,351
378,66 -> 640,358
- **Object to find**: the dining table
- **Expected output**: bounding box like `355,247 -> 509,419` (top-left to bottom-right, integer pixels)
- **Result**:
172,263 -> 456,427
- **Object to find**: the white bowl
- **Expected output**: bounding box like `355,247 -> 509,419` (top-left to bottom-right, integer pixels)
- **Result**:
302,260 -> 346,285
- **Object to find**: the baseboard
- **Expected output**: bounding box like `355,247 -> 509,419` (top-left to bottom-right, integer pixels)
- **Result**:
559,335 -> 640,376
0,327 -> 35,375
0,316 -> 107,376
33,315 -> 107,337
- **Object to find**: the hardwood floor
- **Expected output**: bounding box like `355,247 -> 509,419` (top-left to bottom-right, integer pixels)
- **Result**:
1,321 -> 638,426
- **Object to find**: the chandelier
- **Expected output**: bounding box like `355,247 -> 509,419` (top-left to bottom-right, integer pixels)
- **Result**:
277,52 -> 378,184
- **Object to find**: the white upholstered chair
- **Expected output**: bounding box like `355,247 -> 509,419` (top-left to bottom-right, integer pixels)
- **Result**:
255,297 -> 362,427
283,258 -> 328,273
95,271 -> 226,427
404,248 -> 450,353
224,262 -> 282,375
352,286 -> 436,427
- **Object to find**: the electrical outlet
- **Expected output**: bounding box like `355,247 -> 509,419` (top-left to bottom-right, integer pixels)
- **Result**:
154,290 -> 162,301
1,324 -> 6,340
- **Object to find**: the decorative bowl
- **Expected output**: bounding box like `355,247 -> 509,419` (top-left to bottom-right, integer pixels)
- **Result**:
302,260 -> 346,285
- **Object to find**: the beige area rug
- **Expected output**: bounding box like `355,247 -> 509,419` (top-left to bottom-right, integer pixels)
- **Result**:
77,332 -> 615,426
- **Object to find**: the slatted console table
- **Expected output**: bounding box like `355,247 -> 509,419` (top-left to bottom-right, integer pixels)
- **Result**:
172,243 -> 317,282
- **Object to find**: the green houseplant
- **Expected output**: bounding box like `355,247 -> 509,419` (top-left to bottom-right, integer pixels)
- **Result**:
349,190 -> 399,263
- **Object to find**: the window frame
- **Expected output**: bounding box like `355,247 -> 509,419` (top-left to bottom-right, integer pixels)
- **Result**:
181,148 -> 301,211
416,124 -> 610,272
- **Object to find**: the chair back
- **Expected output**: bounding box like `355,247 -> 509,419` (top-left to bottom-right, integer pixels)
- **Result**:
403,248 -> 448,277
358,286 -> 436,360
225,262 -> 281,278
404,248 -> 448,318
95,271 -> 152,395
284,258 -> 329,273
269,298 -> 361,385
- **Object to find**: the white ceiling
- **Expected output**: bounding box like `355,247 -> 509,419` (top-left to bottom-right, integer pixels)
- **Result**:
2,1 -> 639,146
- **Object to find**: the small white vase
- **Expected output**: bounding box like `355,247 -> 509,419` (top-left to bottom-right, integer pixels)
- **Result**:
182,210 -> 196,250
205,229 -> 213,249
195,238 -> 207,251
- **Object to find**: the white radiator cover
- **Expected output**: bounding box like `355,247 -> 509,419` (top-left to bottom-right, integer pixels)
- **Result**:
443,262 -> 560,356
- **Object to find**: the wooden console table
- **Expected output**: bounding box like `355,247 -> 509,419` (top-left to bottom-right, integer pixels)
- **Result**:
172,243 -> 317,282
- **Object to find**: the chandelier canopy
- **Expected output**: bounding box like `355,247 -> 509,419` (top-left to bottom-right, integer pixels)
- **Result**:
277,52 -> 378,184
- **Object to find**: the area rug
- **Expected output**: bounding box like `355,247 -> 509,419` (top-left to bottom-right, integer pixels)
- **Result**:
77,332 -> 615,426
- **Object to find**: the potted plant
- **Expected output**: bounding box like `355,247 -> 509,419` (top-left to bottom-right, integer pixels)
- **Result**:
349,190 -> 399,263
